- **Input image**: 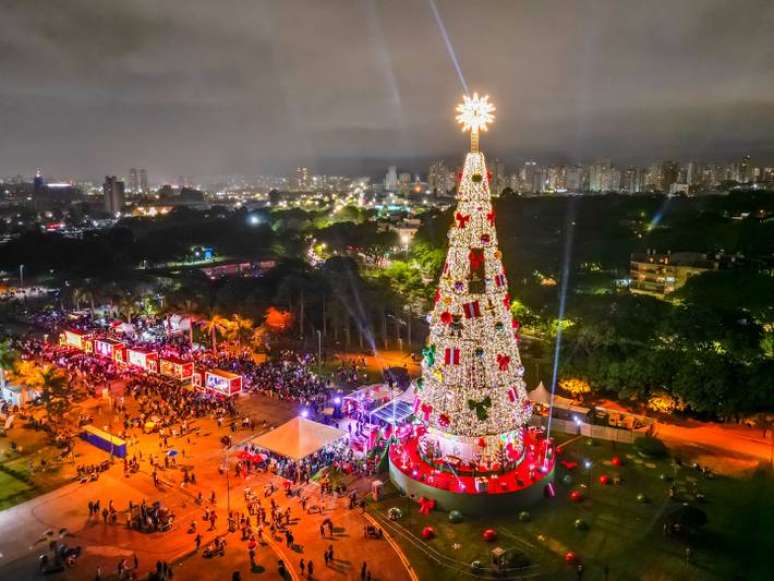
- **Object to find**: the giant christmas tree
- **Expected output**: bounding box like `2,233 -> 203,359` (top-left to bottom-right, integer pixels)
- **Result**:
415,94 -> 531,468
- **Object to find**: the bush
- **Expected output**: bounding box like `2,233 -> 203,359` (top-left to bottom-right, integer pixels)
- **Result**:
501,549 -> 531,569
634,436 -> 668,459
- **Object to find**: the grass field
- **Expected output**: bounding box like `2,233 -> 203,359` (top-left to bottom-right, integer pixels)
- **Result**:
370,437 -> 774,580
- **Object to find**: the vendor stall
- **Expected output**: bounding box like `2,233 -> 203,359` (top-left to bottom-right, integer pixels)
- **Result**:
61,329 -> 90,351
204,369 -> 242,397
342,383 -> 401,416
93,338 -> 124,360
159,356 -> 193,381
127,348 -> 159,373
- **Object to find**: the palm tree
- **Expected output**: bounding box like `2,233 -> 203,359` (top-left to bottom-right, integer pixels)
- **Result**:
202,314 -> 232,353
117,297 -> 138,323
12,358 -> 38,406
0,339 -> 16,391
230,314 -> 254,348
36,365 -> 70,423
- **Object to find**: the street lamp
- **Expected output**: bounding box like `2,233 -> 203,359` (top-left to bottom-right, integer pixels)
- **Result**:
316,329 -> 322,369
584,459 -> 593,493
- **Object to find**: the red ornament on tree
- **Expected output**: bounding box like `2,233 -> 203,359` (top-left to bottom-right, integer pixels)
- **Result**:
455,212 -> 471,228
444,347 -> 461,365
482,529 -> 497,542
438,414 -> 450,428
598,474 -> 610,486
496,354 -> 511,371
440,311 -> 453,325
503,292 -> 512,307
462,300 -> 481,319
434,288 -> 441,303
486,210 -> 496,225
569,490 -> 583,503
469,249 -> 484,271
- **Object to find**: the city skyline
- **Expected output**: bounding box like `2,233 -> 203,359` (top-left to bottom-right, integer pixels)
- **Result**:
2,0 -> 773,179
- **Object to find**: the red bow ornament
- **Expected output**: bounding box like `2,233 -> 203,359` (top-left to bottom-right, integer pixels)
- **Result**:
496,354 -> 511,371
455,212 -> 471,228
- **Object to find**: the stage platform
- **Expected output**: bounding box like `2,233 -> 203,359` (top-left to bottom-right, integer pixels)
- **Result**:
388,435 -> 555,514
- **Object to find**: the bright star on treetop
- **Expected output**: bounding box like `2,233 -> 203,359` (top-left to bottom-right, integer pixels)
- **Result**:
456,93 -> 495,152
456,93 -> 495,134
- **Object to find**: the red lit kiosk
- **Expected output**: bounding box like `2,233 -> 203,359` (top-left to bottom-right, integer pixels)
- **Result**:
388,95 -> 554,514
159,356 -> 194,381
193,367 -> 242,397
126,348 -> 159,373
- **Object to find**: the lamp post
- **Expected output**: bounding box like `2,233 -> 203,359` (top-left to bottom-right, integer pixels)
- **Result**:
584,459 -> 593,496
224,445 -> 232,527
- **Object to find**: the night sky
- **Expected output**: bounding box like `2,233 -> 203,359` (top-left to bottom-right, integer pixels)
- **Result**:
2,0 -> 773,180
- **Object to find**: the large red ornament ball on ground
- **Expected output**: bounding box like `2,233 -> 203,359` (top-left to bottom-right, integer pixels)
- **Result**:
422,527 -> 435,539
564,551 -> 578,563
482,529 -> 497,542
570,490 -> 584,502
611,456 -> 623,467
599,474 -> 610,486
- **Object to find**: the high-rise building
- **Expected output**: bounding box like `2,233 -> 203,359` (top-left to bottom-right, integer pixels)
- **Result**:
33,169 -> 45,198
488,158 -> 506,196
621,167 -> 644,193
128,168 -> 139,193
428,161 -> 452,195
519,161 -> 540,194
293,167 -> 310,191
385,166 -> 399,191
398,171 -> 412,195
139,169 -> 148,193
661,161 -> 679,193
103,176 -> 125,216
589,160 -> 613,192
565,165 -> 584,192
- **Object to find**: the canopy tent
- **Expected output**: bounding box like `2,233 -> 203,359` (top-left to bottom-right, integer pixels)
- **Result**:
251,417 -> 347,461
527,382 -> 582,410
527,382 -> 551,405
369,399 -> 415,425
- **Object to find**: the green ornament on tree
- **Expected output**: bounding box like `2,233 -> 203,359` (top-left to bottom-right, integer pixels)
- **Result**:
422,344 -> 436,367
467,396 -> 492,421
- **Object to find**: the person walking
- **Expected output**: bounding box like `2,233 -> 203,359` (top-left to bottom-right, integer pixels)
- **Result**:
299,559 -> 305,577
307,560 -> 314,579
361,561 -> 368,581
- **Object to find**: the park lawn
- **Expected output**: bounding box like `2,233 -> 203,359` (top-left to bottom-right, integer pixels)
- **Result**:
370,437 -> 774,580
0,460 -> 37,511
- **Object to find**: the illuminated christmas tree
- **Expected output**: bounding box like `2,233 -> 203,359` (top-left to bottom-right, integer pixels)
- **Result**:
415,93 -> 531,466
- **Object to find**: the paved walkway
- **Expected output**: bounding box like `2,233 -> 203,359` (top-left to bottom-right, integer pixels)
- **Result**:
0,392 -> 414,581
